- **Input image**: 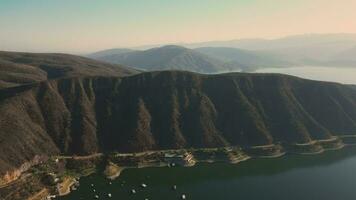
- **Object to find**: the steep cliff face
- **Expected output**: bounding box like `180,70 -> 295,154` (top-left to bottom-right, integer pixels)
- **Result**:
1,71 -> 356,176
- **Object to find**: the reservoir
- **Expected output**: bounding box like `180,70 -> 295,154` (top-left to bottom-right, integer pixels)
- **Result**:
255,66 -> 356,85
59,147 -> 356,200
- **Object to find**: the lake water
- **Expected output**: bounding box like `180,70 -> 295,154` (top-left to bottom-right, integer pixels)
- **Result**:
59,147 -> 356,200
255,66 -> 356,85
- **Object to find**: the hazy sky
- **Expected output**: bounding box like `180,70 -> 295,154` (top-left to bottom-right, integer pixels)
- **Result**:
1,0 -> 356,53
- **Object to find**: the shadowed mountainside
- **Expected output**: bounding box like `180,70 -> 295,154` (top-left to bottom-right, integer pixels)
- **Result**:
0,51 -> 139,89
1,71 -> 356,176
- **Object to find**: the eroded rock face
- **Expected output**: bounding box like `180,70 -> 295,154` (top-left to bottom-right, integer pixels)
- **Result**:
1,170 -> 21,186
0,155 -> 48,186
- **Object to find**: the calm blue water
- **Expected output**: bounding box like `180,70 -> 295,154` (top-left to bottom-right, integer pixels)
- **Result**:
59,147 -> 356,200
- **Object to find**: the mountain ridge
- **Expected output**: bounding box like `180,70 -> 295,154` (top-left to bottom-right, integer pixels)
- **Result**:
0,51 -> 139,89
182,33 -> 356,49
1,70 -> 356,178
89,34 -> 356,71
88,45 -> 241,73
195,47 -> 293,70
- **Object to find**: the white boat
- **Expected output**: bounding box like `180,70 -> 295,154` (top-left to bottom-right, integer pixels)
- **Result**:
181,194 -> 186,199
46,195 -> 56,200
141,183 -> 147,188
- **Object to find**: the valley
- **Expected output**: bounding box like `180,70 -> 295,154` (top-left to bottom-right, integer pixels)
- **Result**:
0,51 -> 356,198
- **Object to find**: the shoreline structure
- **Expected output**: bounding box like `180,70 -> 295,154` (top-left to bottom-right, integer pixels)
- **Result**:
2,135 -> 356,199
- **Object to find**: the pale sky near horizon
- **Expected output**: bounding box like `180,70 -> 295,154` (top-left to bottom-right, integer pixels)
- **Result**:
1,0 -> 356,53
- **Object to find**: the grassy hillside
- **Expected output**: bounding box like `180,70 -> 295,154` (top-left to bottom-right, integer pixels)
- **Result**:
1,71 -> 356,175
0,51 -> 139,89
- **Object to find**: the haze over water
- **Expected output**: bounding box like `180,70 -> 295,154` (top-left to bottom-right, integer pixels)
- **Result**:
255,66 -> 356,85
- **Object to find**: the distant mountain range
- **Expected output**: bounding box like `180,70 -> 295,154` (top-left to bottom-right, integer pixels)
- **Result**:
88,45 -> 291,73
184,33 -> 356,67
183,33 -> 356,50
195,47 -> 292,70
88,45 -> 238,73
327,46 -> 356,66
89,48 -> 133,59
88,34 -> 356,72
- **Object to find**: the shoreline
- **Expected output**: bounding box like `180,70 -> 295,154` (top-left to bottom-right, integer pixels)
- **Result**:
101,136 -> 349,179
57,177 -> 79,196
2,135 -> 355,199
101,138 -> 347,180
58,139 -> 352,192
